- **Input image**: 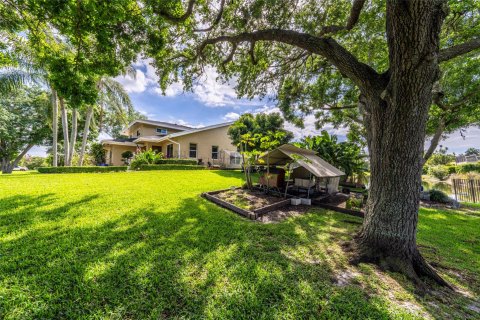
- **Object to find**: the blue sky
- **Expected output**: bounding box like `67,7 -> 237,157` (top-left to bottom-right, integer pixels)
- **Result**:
29,59 -> 479,156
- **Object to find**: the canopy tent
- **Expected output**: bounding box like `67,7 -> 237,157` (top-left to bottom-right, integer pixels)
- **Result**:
258,144 -> 345,194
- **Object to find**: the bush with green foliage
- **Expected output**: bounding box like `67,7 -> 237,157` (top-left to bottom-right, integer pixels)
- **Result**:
121,150 -> 134,164
89,143 -> 106,165
138,164 -> 205,171
38,166 -> 127,174
457,162 -> 480,174
426,152 -> 456,166
429,189 -> 451,203
345,197 -> 364,210
130,149 -> 164,169
428,165 -> 450,181
445,165 -> 457,175
20,156 -> 47,170
154,159 -> 198,165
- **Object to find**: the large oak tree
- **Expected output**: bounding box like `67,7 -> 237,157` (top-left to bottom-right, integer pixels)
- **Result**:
145,0 -> 480,289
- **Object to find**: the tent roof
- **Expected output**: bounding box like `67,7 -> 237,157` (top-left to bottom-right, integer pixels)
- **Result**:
258,144 -> 345,178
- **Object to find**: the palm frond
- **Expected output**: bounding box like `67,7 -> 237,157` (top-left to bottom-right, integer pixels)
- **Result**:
0,67 -> 41,94
97,77 -> 134,126
123,65 -> 137,79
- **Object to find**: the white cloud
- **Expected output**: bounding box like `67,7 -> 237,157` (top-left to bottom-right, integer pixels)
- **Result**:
156,81 -> 184,97
191,66 -> 239,107
115,58 -> 159,94
223,112 -> 241,121
115,69 -> 150,93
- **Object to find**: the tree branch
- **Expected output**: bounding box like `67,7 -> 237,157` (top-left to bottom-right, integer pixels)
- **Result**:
319,0 -> 367,36
423,121 -> 444,163
198,29 -> 381,91
322,104 -> 358,110
13,143 -> 34,168
438,38 -> 480,62
194,0 -> 226,32
156,0 -> 196,23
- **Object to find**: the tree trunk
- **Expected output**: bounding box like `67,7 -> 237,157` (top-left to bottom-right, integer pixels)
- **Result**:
52,89 -> 59,167
67,109 -> 78,166
1,144 -> 34,174
1,158 -> 11,174
350,0 -> 451,290
60,97 -> 70,165
78,106 -> 94,166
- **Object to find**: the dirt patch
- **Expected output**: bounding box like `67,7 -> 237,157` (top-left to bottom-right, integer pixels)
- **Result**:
213,188 -> 286,211
256,205 -> 310,223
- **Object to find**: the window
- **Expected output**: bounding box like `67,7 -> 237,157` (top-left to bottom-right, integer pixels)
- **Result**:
152,146 -> 162,153
211,146 -> 219,159
166,144 -> 174,158
189,143 -> 197,158
136,130 -> 140,137
230,155 -> 241,165
156,128 -> 168,135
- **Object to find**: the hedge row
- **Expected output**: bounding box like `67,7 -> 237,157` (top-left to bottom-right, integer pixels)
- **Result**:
38,166 -> 128,174
457,162 -> 480,174
155,159 -> 198,165
138,164 -> 205,171
424,162 -> 480,178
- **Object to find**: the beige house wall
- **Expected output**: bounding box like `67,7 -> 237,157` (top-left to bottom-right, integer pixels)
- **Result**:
104,145 -> 136,166
172,126 -> 237,163
104,124 -> 239,167
126,123 -> 184,138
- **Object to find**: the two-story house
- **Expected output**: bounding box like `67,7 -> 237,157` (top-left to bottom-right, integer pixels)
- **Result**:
101,120 -> 242,168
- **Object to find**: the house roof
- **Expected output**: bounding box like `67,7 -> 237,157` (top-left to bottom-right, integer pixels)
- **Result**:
168,122 -> 233,138
101,139 -> 137,147
258,144 -> 345,178
132,122 -> 233,144
121,119 -> 193,135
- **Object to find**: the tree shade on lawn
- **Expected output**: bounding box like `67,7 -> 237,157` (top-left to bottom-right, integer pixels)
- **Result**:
0,171 -> 479,319
148,0 -> 480,288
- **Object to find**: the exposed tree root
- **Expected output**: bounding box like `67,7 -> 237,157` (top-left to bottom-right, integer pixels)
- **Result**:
343,237 -> 454,295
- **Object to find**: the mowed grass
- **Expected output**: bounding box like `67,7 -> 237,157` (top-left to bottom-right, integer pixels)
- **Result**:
0,171 -> 479,319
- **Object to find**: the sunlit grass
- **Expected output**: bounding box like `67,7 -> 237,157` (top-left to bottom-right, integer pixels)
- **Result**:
0,171 -> 478,319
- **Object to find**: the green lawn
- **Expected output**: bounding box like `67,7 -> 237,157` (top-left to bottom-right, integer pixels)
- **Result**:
0,171 -> 479,319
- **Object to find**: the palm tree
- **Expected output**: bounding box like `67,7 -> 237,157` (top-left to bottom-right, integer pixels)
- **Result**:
1,61 -> 62,166
77,75 -> 134,166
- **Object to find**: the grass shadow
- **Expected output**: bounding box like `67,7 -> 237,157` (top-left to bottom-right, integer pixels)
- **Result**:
1,194 -> 393,319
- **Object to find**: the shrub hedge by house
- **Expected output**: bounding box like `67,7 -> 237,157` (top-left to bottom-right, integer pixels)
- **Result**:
154,159 -> 198,165
38,166 -> 128,174
457,162 -> 480,174
138,164 -> 205,171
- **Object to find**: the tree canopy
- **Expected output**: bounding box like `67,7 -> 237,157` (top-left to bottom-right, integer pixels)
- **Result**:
0,86 -> 50,173
227,112 -> 293,151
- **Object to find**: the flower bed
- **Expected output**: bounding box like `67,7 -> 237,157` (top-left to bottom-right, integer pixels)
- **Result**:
202,187 -> 291,220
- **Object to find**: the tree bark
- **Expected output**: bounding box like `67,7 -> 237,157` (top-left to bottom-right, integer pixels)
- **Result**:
1,144 -> 34,174
78,106 -> 94,166
60,97 -> 70,165
350,0 -> 451,291
51,89 -> 59,167
67,109 -> 78,166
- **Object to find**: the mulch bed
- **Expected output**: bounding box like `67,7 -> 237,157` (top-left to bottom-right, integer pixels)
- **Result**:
213,188 -> 286,211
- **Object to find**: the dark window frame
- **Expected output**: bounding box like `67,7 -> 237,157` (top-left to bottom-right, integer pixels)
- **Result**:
189,143 -> 197,158
211,146 -> 219,160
